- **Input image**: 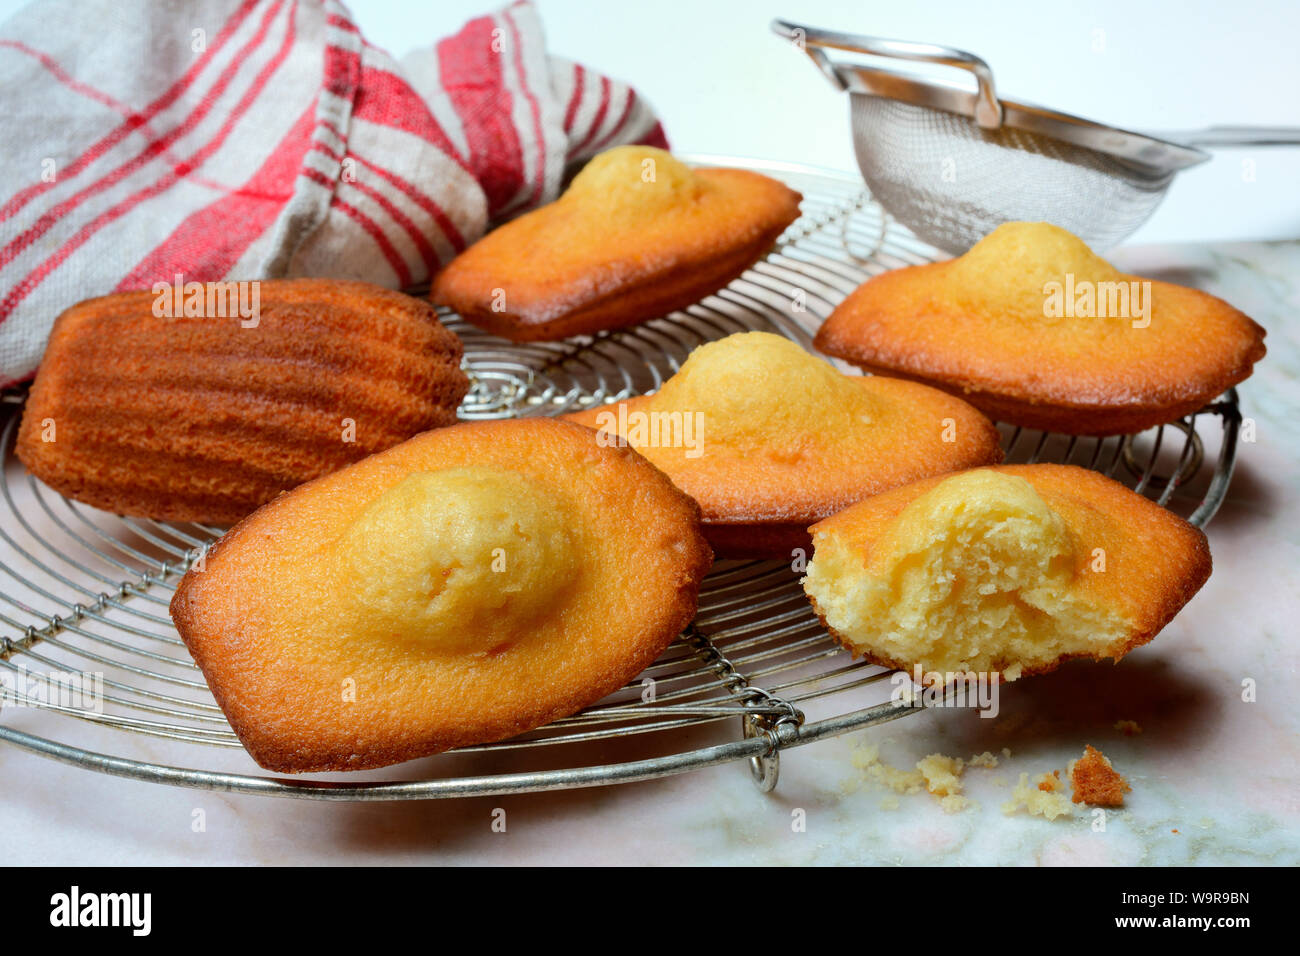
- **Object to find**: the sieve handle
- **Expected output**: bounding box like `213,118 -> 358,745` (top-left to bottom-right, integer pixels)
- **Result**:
771,19 -> 1004,128
1152,126 -> 1300,148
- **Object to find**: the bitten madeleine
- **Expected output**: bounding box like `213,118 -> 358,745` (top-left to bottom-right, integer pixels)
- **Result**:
170,418 -> 712,773
815,222 -> 1266,434
431,146 -> 801,341
17,279 -> 469,524
803,465 -> 1211,679
567,332 -> 1003,558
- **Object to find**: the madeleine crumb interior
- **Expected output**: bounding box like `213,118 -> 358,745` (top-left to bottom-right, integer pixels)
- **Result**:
803,466 -> 1211,679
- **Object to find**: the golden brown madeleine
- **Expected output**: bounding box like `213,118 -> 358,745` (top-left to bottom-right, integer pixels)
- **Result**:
815,222 -> 1266,435
431,146 -> 801,341
567,332 -> 1003,559
170,418 -> 711,773
803,465 -> 1211,679
17,279 -> 469,524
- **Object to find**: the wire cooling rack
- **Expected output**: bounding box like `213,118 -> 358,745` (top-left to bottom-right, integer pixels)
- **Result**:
0,157 -> 1242,800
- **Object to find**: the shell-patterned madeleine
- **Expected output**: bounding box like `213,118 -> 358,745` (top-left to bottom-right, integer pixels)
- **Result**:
17,279 -> 469,524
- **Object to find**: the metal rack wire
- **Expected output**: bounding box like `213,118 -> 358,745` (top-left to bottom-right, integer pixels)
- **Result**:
0,158 -> 1241,800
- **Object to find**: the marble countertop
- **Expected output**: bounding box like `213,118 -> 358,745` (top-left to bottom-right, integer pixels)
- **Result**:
2,239 -> 1297,866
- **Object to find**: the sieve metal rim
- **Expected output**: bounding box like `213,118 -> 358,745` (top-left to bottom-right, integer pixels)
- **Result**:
772,18 -> 1209,176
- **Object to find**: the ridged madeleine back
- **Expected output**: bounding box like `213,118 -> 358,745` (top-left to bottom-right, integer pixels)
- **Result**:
16,279 -> 469,524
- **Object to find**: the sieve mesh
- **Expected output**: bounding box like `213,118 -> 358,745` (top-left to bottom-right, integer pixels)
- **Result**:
851,95 -> 1176,254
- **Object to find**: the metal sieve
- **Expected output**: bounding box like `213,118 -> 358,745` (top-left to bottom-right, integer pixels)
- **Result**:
773,19 -> 1300,253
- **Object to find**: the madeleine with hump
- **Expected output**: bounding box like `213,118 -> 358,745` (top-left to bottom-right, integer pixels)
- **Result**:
815,222 -> 1266,435
567,332 -> 1003,559
170,418 -> 711,773
802,465 -> 1211,680
431,145 -> 802,341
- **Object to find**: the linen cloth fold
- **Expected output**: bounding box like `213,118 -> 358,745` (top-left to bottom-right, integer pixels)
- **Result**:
0,0 -> 667,384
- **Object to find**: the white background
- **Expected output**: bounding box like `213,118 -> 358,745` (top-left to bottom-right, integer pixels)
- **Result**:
3,0 -> 1298,244
357,0 -> 1300,245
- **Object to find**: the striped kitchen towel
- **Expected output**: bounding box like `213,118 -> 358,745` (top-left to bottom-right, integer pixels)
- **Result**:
0,0 -> 667,386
